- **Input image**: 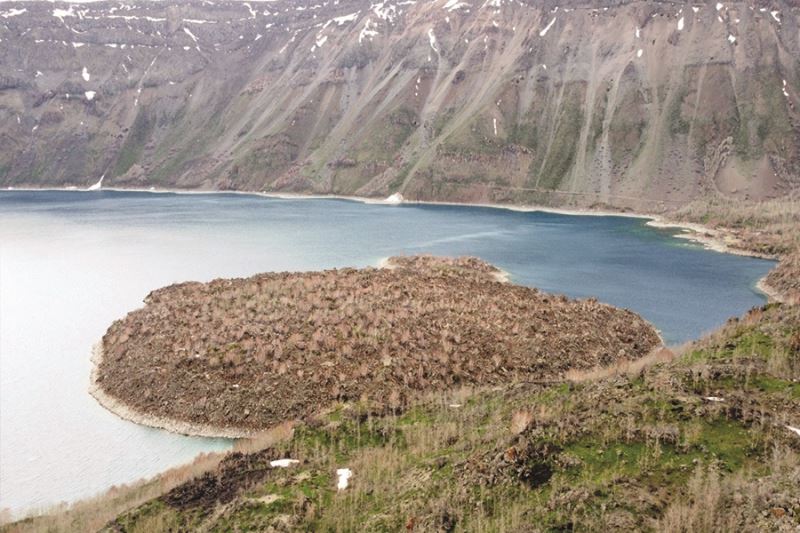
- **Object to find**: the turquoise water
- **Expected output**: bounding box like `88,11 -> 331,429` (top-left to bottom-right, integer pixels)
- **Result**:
0,190 -> 775,515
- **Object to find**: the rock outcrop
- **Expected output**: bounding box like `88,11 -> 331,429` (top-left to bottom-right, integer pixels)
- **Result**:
1,0 -> 799,209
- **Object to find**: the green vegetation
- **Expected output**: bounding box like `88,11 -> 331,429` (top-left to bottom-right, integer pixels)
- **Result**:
537,92 -> 584,190
113,108 -> 154,177
13,304 -> 798,532
667,87 -> 690,137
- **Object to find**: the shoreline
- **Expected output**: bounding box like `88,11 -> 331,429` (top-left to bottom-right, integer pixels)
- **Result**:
89,343 -> 257,439
6,184 -> 784,302
378,255 -> 511,283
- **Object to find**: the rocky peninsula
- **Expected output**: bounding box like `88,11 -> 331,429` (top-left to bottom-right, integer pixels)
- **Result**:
92,256 -> 661,437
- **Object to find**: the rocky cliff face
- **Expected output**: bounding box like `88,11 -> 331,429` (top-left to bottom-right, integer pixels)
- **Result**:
1,0 -> 798,209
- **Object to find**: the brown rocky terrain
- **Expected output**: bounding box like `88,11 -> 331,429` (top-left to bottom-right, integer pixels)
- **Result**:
93,255 -> 661,436
1,0 -> 799,210
669,193 -> 800,302
13,302 -> 795,532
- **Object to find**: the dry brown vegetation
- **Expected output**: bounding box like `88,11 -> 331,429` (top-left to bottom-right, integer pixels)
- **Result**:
671,194 -> 800,303
11,303 -> 796,532
95,256 -> 660,435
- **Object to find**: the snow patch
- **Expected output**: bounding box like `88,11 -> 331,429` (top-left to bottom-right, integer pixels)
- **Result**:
270,459 -> 300,468
444,0 -> 469,11
1,7 -> 26,18
243,2 -> 257,19
333,12 -> 359,24
637,48 -> 643,58
384,192 -> 404,204
635,27 -> 640,39
539,17 -> 556,36
85,90 -> 96,101
787,425 -> 800,437
87,175 -> 103,191
53,6 -> 75,21
336,468 -> 352,490
716,2 -> 723,10
770,10 -> 780,22
358,19 -> 378,43
727,34 -> 736,43
493,117 -> 497,136
677,16 -> 684,31
704,396 -> 724,402
692,6 -> 700,13
372,2 -> 397,22
183,27 -> 199,43
81,66 -> 90,82
428,28 -> 439,52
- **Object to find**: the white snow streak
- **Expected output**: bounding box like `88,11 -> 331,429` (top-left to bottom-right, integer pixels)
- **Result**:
428,28 -> 439,52
677,17 -> 684,31
87,175 -> 103,191
81,66 -> 90,81
0,7 -> 26,17
183,27 -> 199,43
243,2 -> 257,19
333,12 -> 359,24
53,6 -> 76,21
539,17 -> 556,36
444,0 -> 469,11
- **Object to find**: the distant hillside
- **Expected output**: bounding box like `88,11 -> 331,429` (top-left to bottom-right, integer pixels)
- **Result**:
1,0 -> 799,209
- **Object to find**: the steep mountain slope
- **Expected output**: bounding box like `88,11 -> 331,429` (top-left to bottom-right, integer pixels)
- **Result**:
1,0 -> 799,209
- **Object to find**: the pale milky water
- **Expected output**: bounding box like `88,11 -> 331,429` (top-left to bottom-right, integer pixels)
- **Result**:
0,191 -> 774,516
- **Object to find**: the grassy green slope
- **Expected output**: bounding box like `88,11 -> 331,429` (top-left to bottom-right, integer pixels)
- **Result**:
55,304 -> 797,533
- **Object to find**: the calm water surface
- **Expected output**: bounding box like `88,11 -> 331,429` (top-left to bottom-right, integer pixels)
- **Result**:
0,190 -> 775,515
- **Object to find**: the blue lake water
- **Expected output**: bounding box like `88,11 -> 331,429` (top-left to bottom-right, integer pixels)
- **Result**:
0,190 -> 775,515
